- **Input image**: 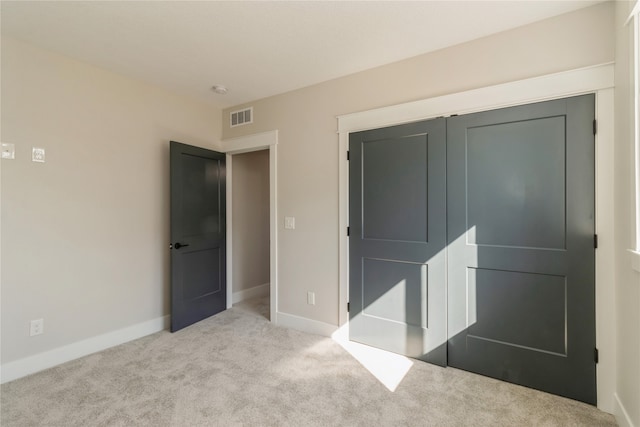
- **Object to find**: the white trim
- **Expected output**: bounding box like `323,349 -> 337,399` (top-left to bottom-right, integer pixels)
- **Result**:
629,249 -> 640,273
0,315 -> 169,384
269,145 -> 278,321
338,63 -> 614,134
222,130 -> 278,322
614,393 -> 636,427
275,311 -> 338,337
222,130 -> 278,154
338,132 -> 349,327
226,153 -> 233,309
337,63 -> 616,412
232,283 -> 270,304
634,13 -> 640,252
595,88 -> 616,412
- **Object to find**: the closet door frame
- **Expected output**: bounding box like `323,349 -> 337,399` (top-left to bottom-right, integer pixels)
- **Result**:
336,63 -> 615,412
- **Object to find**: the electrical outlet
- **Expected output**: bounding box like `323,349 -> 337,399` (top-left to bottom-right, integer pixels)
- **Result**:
30,319 -> 44,336
284,216 -> 295,230
307,291 -> 315,305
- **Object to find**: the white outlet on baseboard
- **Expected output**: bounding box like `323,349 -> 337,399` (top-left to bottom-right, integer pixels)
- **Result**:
307,291 -> 315,305
30,319 -> 44,336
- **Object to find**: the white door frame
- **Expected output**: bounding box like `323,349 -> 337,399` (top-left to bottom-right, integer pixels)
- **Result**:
222,130 -> 278,321
337,63 -> 615,412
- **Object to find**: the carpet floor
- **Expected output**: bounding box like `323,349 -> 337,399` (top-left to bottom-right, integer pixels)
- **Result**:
1,297 -> 616,426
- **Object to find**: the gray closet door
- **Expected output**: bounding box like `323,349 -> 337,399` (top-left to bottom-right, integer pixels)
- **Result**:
446,95 -> 596,404
349,119 -> 447,365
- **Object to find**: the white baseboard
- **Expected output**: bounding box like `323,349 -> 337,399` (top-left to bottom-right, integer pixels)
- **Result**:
0,315 -> 170,384
232,282 -> 269,304
275,311 -> 338,337
614,392 -> 636,427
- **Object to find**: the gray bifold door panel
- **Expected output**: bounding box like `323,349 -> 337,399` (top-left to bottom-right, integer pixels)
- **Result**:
349,94 -> 596,405
349,119 -> 448,366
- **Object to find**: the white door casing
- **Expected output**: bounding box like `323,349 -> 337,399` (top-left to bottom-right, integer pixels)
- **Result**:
337,63 -> 615,412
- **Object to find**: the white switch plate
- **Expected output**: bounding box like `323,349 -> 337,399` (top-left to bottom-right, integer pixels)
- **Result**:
30,318 -> 44,336
32,147 -> 45,163
284,216 -> 295,230
1,143 -> 15,160
307,291 -> 315,305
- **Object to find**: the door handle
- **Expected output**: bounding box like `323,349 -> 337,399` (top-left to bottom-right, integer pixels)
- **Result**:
173,242 -> 190,249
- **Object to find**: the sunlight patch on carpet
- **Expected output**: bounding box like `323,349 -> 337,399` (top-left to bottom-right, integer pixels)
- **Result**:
331,325 -> 413,392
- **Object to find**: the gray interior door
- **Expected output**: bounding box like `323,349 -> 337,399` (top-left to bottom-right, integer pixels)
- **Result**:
446,95 -> 596,404
170,141 -> 226,332
349,119 -> 447,365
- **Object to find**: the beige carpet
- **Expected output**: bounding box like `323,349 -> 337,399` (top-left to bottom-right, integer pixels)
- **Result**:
1,297 -> 616,426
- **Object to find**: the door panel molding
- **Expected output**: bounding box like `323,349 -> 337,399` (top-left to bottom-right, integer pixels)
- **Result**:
337,63 -> 615,411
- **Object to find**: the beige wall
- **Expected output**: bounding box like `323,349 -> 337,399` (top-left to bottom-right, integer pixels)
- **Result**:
614,2 -> 640,425
222,3 -> 615,325
1,38 -> 221,364
232,150 -> 270,293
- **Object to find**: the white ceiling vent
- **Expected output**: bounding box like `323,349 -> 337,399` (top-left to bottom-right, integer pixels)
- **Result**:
230,107 -> 253,127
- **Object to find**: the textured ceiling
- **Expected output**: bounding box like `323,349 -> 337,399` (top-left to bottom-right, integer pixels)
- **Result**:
1,1 -> 603,108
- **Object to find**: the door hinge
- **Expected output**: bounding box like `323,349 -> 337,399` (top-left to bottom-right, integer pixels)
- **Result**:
347,226 -> 350,236
593,119 -> 597,136
347,302 -> 350,312
347,151 -> 350,161
594,348 -> 599,364
594,234 -> 598,249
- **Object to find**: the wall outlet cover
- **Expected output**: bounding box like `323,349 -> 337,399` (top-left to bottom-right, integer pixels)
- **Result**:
32,147 -> 45,163
2,143 -> 15,160
30,318 -> 44,336
284,217 -> 295,230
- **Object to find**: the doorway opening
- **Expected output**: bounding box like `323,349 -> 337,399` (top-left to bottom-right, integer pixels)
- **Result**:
223,130 -> 278,323
230,149 -> 270,319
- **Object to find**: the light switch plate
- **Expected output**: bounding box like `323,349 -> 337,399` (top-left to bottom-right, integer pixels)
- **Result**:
32,147 -> 45,163
284,216 -> 295,230
2,143 -> 15,160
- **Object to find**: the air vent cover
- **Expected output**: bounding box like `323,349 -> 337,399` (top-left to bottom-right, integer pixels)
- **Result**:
230,107 -> 253,127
